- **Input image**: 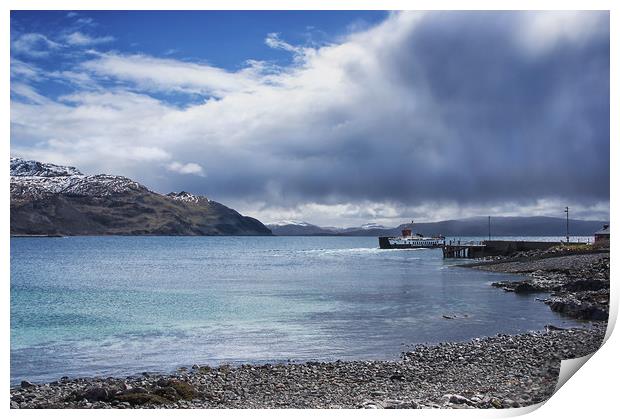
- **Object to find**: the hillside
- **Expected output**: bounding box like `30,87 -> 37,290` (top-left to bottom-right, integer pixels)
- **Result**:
10,157 -> 272,236
269,217 -> 607,237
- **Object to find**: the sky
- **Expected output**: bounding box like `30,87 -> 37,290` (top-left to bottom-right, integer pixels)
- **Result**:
10,10 -> 610,227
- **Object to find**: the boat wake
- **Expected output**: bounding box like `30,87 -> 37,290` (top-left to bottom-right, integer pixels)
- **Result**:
299,247 -> 429,256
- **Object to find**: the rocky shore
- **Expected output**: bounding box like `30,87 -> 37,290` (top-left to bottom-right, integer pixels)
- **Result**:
11,248 -> 610,409
471,251 -> 610,321
11,324 -> 606,409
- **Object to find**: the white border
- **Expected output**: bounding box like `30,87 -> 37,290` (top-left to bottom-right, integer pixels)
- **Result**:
3,1 -> 616,418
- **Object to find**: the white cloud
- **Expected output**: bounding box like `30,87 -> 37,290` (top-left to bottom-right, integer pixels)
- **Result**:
166,162 -> 205,176
265,32 -> 303,54
10,59 -> 41,81
238,199 -> 610,228
81,53 -> 263,97
10,82 -> 51,105
12,33 -> 63,57
516,11 -> 607,55
124,146 -> 171,162
64,31 -> 115,46
76,17 -> 95,26
49,70 -> 98,89
10,11 -> 609,226
66,12 -> 95,26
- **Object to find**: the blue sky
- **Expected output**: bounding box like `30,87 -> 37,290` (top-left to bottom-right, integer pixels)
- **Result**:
10,11 -> 610,226
11,11 -> 387,104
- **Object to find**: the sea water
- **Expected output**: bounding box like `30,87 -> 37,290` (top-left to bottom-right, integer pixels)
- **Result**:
10,236 -> 587,384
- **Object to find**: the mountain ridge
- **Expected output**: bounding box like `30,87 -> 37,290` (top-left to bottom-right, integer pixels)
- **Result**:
268,216 -> 608,237
10,157 -> 272,236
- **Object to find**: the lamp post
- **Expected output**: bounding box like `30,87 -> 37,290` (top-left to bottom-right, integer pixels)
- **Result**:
488,216 -> 491,241
564,207 -> 569,243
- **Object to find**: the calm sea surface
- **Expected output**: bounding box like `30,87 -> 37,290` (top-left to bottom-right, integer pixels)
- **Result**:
10,236 -> 589,384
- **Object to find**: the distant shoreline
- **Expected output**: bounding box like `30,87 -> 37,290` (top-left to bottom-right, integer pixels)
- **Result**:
10,234 -> 64,238
10,234 -> 599,238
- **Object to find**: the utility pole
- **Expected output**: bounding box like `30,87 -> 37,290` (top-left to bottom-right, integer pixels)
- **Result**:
488,216 -> 491,241
564,207 -> 569,243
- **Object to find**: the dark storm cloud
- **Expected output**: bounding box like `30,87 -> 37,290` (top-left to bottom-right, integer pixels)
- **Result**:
11,11 -> 610,222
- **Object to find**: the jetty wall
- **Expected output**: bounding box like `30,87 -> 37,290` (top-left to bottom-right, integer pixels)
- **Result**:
482,240 -> 560,257
443,240 -> 561,259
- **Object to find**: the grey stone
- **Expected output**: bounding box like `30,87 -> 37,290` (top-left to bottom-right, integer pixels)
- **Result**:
20,380 -> 35,389
82,387 -> 111,402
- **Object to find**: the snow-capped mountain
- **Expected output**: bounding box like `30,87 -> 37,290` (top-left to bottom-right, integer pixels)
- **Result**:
268,220 -> 313,227
359,222 -> 387,230
267,221 -> 394,236
11,157 -> 146,201
10,157 -> 83,177
266,221 -> 337,236
10,157 -> 271,236
267,219 -> 608,237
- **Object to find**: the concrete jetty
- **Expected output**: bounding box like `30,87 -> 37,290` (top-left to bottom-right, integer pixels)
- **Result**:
442,240 -> 561,259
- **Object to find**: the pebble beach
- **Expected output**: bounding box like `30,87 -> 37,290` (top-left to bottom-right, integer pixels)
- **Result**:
11,249 -> 610,409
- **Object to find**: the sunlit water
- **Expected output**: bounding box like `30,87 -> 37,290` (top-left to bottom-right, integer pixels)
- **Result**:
10,236 -> 589,384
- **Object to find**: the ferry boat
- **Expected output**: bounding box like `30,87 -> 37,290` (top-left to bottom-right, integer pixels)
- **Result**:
378,224 -> 444,249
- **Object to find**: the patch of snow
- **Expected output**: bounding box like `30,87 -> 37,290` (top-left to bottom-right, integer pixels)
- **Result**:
268,220 -> 313,227
10,157 -> 147,200
10,157 -> 83,177
166,191 -> 208,203
11,174 -> 146,200
360,223 -> 387,230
